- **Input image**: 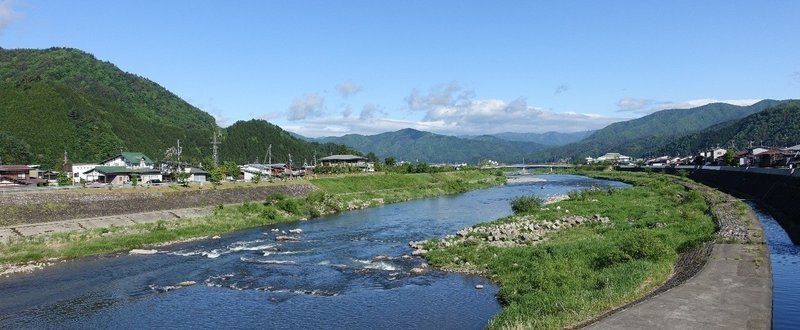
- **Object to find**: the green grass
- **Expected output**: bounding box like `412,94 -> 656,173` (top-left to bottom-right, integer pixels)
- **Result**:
0,170 -> 504,264
423,171 -> 716,329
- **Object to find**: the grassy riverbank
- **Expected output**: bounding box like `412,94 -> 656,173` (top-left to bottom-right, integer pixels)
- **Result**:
0,170 -> 505,266
423,171 -> 719,329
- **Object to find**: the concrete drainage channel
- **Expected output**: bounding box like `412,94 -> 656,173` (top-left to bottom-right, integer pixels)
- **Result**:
0,206 -> 215,244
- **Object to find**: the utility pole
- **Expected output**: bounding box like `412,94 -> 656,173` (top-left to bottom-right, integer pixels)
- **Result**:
265,144 -> 272,178
288,153 -> 293,177
313,151 -> 317,167
211,132 -> 220,166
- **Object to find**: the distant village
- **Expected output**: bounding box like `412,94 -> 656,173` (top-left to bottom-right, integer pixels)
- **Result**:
0,150 -> 376,189
4,142 -> 800,189
586,143 -> 800,169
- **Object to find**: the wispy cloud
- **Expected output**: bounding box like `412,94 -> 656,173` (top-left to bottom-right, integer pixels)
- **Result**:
0,0 -> 21,33
616,97 -> 762,114
405,82 -> 475,111
336,80 -> 363,97
359,103 -> 382,120
554,84 -> 569,94
287,93 -> 325,121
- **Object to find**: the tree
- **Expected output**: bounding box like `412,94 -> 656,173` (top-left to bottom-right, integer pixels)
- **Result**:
222,161 -> 240,180
130,174 -> 139,187
366,152 -> 378,163
384,156 -> 396,167
251,173 -> 262,184
209,167 -> 224,186
175,170 -> 190,187
57,171 -> 72,186
723,150 -> 737,166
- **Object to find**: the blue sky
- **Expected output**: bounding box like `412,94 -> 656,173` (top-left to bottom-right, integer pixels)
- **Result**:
1,1 -> 798,137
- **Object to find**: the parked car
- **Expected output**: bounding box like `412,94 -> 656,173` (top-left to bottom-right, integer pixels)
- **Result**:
146,179 -> 162,184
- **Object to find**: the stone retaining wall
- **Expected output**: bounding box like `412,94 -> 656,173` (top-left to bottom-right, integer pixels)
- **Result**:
0,184 -> 317,226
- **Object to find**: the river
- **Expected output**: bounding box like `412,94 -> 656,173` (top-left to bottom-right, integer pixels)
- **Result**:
747,202 -> 800,329
0,175 -> 626,329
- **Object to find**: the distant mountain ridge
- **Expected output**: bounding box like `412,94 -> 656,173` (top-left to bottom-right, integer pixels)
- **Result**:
461,131 -> 594,146
652,101 -> 800,156
529,99 -> 790,161
315,128 -> 548,163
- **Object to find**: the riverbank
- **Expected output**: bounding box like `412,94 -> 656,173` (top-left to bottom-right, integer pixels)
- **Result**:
422,171 -> 764,329
0,170 -> 506,273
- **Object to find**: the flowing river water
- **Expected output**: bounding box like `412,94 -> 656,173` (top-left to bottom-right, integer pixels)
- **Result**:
747,202 -> 800,329
0,175 -> 626,329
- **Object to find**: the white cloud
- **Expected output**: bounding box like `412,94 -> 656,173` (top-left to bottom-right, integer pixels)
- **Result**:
0,0 -> 21,33
359,103 -> 382,120
287,93 -> 325,121
405,82 -> 475,110
336,81 -> 363,97
617,97 -> 762,114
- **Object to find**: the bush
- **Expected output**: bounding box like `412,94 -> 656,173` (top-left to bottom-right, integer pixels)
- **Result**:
264,192 -> 288,205
260,207 -> 278,220
591,243 -> 631,269
620,230 -> 672,261
511,195 -> 544,214
276,198 -> 305,215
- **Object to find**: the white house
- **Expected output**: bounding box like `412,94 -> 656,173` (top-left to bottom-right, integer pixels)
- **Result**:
100,152 -> 155,169
71,163 -> 96,183
318,155 -> 374,172
594,153 -> 632,163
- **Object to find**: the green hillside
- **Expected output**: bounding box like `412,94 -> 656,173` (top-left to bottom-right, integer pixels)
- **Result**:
0,47 -> 356,169
220,119 -> 361,165
0,47 -> 217,168
317,128 -> 548,163
653,101 -> 800,156
530,99 -> 789,161
466,131 -> 594,145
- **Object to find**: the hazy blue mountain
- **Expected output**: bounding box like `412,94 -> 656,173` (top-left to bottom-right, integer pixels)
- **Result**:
461,131 -> 594,145
315,128 -> 548,163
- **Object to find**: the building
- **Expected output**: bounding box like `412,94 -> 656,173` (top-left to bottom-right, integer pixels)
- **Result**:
184,167 -> 209,182
0,165 -> 42,187
71,163 -> 97,183
241,163 -> 286,181
82,166 -> 162,185
318,155 -> 374,171
100,152 -> 155,169
591,153 -> 632,163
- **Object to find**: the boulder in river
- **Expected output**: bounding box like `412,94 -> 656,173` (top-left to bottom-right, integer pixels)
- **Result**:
129,249 -> 158,255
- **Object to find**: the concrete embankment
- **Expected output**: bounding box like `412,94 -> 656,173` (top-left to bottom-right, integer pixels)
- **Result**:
587,175 -> 771,329
630,166 -> 800,244
0,183 -> 316,227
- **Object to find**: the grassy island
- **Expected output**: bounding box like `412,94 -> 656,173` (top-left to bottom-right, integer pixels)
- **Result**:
422,171 -> 737,329
0,170 -> 505,265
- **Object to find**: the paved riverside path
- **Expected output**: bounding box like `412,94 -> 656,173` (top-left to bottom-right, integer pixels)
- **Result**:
0,206 -> 215,244
587,242 -> 771,329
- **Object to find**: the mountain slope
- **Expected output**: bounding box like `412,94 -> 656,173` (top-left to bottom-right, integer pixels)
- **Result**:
220,120 -> 361,165
316,128 -> 548,163
652,101 -> 800,156
529,99 -> 790,161
469,131 -> 594,145
0,47 -> 358,169
0,47 -> 218,168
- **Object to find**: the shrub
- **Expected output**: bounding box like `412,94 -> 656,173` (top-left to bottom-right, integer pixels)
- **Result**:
620,230 -> 672,261
260,207 -> 278,220
265,192 -> 288,205
276,198 -> 305,215
511,195 -> 545,214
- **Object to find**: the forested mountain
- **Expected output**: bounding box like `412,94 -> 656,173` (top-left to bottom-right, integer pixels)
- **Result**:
529,99 -> 790,161
0,47 -> 357,169
652,101 -> 800,156
316,128 -> 548,163
220,120 -> 360,165
462,131 -> 594,145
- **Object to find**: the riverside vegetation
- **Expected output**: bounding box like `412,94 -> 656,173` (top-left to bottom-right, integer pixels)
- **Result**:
0,170 -> 505,266
422,171 -> 733,329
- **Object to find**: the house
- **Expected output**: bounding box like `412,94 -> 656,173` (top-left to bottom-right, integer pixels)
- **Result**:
184,167 -> 209,182
82,166 -> 162,185
71,163 -> 97,183
593,153 -> 632,163
701,148 -> 728,163
241,163 -> 286,181
100,152 -> 155,169
0,165 -> 43,187
318,155 -> 374,172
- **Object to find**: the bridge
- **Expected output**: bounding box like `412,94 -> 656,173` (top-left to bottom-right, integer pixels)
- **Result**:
481,163 -> 575,169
